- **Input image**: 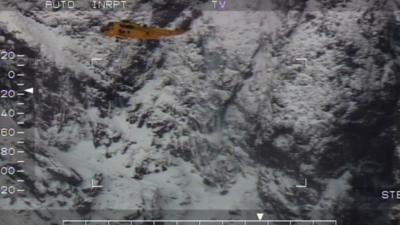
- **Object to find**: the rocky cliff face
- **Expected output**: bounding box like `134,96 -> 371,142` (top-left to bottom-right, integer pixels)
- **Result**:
0,0 -> 400,225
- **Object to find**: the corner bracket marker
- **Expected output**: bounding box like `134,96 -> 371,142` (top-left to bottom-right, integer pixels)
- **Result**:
295,57 -> 308,67
91,179 -> 103,189
295,178 -> 308,188
90,57 -> 103,66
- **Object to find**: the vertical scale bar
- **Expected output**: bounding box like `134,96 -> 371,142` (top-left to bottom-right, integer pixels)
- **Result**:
16,53 -> 26,190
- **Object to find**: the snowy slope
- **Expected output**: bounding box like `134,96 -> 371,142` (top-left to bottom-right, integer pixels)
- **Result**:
0,0 -> 400,225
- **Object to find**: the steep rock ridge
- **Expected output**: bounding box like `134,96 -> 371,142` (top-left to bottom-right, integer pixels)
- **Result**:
237,4 -> 400,225
0,0 -> 399,225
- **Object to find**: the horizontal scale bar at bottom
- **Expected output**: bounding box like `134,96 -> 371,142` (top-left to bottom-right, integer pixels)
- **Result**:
62,220 -> 337,225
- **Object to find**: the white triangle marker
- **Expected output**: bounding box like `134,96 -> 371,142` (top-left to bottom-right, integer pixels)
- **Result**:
24,88 -> 34,94
257,213 -> 264,220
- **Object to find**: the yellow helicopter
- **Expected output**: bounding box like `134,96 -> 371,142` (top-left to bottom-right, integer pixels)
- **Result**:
101,20 -> 189,40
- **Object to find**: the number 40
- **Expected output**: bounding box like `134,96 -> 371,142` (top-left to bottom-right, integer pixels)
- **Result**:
1,109 -> 15,117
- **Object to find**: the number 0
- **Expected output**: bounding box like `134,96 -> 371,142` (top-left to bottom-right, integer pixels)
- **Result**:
7,71 -> 15,79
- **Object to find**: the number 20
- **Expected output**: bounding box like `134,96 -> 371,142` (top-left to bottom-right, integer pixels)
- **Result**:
0,51 -> 16,60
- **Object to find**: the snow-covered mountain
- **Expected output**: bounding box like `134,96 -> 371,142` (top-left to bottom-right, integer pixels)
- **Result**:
0,0 -> 400,224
